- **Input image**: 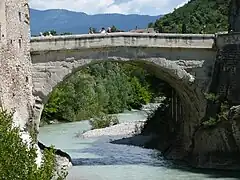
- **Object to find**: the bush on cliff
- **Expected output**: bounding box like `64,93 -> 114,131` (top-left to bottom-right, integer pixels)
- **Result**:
0,110 -> 60,180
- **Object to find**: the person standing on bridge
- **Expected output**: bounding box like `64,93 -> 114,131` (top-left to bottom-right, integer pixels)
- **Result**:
107,27 -> 112,33
39,32 -> 44,37
89,27 -> 94,34
100,27 -> 106,34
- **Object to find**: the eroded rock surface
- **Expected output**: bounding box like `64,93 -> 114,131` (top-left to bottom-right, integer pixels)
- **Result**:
184,31 -> 240,169
38,142 -> 72,178
190,106 -> 240,170
229,0 -> 240,32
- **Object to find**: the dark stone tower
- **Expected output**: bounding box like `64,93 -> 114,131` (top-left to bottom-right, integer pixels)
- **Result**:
229,0 -> 240,32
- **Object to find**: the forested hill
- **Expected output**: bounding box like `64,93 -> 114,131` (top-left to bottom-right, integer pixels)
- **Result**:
30,9 -> 162,35
150,0 -> 230,34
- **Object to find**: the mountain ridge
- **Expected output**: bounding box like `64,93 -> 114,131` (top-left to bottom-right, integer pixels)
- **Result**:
30,8 -> 162,35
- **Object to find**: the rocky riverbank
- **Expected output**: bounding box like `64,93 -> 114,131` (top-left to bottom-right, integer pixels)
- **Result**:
81,121 -> 144,138
80,104 -> 161,147
80,121 -> 154,148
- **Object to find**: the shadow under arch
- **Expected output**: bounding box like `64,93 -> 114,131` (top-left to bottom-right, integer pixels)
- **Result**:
33,57 -> 207,157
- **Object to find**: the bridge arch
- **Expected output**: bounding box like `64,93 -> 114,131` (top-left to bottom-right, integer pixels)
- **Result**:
31,33 -> 215,157
32,57 -> 206,156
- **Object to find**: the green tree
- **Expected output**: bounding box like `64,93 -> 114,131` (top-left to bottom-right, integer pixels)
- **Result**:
42,62 -> 163,123
43,30 -> 57,36
0,110 -> 59,180
152,0 -> 230,34
148,22 -> 154,28
181,23 -> 187,33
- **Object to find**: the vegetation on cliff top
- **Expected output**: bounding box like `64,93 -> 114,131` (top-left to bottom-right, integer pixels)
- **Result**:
150,0 -> 230,33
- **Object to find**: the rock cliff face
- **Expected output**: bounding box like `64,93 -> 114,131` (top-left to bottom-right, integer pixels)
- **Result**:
186,35 -> 240,169
229,0 -> 240,32
38,142 -> 72,176
190,106 -> 240,170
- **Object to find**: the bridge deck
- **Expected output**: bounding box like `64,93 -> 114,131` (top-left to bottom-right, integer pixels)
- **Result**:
30,32 -> 215,52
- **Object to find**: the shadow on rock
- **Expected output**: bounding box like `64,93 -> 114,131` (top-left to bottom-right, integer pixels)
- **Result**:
38,141 -> 72,163
110,135 -> 153,148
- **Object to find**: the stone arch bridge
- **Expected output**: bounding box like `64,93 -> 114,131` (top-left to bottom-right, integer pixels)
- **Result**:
30,32 -> 216,157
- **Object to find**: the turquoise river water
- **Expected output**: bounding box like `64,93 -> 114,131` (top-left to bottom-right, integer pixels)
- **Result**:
39,110 -> 240,180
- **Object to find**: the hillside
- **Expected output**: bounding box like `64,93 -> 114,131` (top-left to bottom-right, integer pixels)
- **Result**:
30,9 -> 162,35
151,0 -> 230,34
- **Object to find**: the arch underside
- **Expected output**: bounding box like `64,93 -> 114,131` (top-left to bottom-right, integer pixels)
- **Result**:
32,47 -> 210,156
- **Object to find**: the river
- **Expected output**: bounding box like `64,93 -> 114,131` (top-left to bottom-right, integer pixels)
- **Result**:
39,109 -> 240,180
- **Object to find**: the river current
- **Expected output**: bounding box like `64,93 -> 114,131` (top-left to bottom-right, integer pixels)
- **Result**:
39,109 -> 240,180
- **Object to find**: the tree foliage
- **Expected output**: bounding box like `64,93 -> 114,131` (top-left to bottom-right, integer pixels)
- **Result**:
0,110 -> 59,180
42,30 -> 72,36
89,113 -> 119,130
110,25 -> 123,32
42,62 -> 164,123
153,0 -> 230,33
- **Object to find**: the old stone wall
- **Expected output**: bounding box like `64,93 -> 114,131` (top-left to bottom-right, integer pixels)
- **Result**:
210,44 -> 240,104
0,0 -> 34,129
31,46 -> 216,101
213,33 -> 240,104
30,33 -> 215,51
229,0 -> 240,32
187,33 -> 240,169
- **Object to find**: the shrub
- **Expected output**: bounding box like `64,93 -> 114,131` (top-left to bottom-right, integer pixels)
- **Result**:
0,110 -> 62,180
89,113 -> 119,129
202,101 -> 230,127
218,101 -> 229,121
204,93 -> 219,102
202,117 -> 219,127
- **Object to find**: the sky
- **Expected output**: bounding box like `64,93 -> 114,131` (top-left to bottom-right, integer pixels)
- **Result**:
29,0 -> 189,16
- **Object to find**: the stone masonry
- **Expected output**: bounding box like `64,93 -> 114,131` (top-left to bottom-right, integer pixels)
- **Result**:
0,1 -> 34,130
30,33 -> 216,103
215,33 -> 240,105
188,32 -> 240,169
30,33 -> 217,158
229,0 -> 240,32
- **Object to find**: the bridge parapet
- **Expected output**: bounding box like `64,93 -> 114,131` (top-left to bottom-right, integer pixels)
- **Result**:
30,33 -> 215,52
216,32 -> 240,48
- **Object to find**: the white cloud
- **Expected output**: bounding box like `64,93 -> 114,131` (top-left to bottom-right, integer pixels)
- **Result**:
176,0 -> 189,8
29,0 -> 188,15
